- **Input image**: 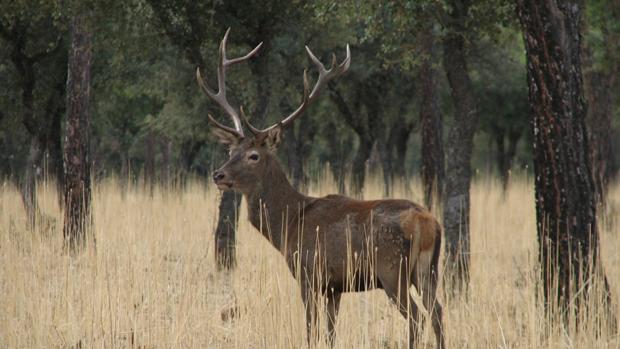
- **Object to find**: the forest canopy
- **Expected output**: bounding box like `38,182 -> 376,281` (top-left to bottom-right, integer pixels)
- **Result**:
0,0 -> 617,191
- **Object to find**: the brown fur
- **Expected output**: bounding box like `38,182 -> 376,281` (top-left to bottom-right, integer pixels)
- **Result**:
400,208 -> 439,251
196,34 -> 432,346
211,134 -> 446,348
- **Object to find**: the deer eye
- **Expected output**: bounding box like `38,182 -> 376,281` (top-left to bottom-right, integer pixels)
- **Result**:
248,152 -> 260,161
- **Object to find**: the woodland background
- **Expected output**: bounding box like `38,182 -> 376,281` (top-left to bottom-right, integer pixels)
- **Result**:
1,0 -> 616,198
1,0 -> 620,347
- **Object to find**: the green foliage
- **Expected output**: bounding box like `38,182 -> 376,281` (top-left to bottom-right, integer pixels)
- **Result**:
585,0 -> 620,73
0,0 -> 617,182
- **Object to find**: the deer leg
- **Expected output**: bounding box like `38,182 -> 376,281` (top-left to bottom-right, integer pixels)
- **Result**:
410,264 -> 421,328
417,251 -> 445,349
378,267 -> 420,348
326,291 -> 341,346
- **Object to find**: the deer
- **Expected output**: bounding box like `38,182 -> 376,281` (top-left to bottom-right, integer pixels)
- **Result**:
197,29 -> 445,349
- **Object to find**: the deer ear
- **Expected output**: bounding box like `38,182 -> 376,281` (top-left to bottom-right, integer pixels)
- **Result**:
212,128 -> 240,150
260,125 -> 282,152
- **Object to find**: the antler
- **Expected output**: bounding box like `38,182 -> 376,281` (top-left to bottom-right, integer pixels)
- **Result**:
196,28 -> 263,138
248,44 -> 351,133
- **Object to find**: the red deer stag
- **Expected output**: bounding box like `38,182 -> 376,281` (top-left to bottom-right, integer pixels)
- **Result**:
198,29 -> 445,349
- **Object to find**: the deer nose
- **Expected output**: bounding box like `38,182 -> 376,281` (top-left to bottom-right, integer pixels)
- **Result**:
212,170 -> 226,182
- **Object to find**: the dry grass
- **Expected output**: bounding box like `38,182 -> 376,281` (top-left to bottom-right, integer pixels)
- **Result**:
0,175 -> 618,348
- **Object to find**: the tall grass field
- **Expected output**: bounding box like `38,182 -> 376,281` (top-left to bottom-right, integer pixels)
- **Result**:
1,175 -> 618,348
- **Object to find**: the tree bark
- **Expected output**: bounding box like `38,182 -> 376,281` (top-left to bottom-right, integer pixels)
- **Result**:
119,149 -> 130,196
159,136 -> 172,186
63,14 -> 93,251
492,124 -> 521,193
493,126 -> 507,183
214,190 -> 241,270
377,140 -> 393,197
288,133 -> 306,191
364,83 -> 390,197
517,0 -> 614,320
419,25 -> 445,210
504,130 -> 520,192
248,36 -> 272,127
179,139 -> 203,178
586,71 -> 615,204
584,0 -> 619,205
49,104 -> 65,207
388,113 -> 414,180
325,120 -> 347,195
144,131 -> 156,196
280,95 -> 315,192
285,113 -> 316,192
21,136 -> 43,228
38,74 -> 67,207
442,0 -> 478,291
351,137 -> 373,198
328,83 -> 373,198
8,27 -> 42,228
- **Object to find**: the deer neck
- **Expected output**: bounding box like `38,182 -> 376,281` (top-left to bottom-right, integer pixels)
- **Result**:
244,156 -> 308,252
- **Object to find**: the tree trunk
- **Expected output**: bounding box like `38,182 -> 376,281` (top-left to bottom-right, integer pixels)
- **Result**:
585,70 -> 616,204
328,83 -> 374,198
144,131 -> 156,196
248,37 -> 271,126
160,137 -> 172,186
492,124 -> 521,193
584,0 -> 619,206
503,130 -> 520,192
38,75 -> 67,208
2,19 -> 64,225
493,126 -> 508,187
388,114 -> 414,180
419,25 -> 445,210
287,113 -> 316,192
377,140 -> 393,197
49,107 -> 65,207
119,149 -> 129,196
351,137 -> 373,198
517,0 -> 615,320
442,0 -> 478,291
285,131 -> 302,189
16,47 -> 41,229
325,121 -> 347,195
179,140 -> 202,176
388,103 -> 415,196
63,14 -> 93,251
41,72 -> 68,208
214,190 -> 241,269
21,136 -> 43,228
281,97 -> 314,192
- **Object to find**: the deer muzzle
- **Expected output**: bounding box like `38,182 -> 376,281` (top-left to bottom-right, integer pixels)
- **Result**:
212,170 -> 233,190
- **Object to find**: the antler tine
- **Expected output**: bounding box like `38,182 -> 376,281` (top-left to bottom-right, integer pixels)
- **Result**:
196,67 -> 244,138
220,28 -> 263,67
196,67 -> 216,96
258,44 -> 351,132
196,28 -> 263,139
207,113 -> 241,135
239,106 -> 262,135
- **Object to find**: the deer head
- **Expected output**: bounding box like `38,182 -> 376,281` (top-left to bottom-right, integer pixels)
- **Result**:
197,29 -> 350,193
